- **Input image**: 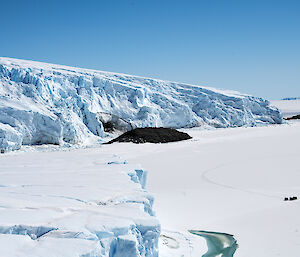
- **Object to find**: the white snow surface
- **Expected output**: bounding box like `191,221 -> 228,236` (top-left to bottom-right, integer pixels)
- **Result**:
104,121 -> 300,257
271,99 -> 300,117
1,121 -> 299,256
0,57 -> 282,151
0,149 -> 160,257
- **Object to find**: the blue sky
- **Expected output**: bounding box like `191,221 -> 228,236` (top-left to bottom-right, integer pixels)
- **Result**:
0,0 -> 299,99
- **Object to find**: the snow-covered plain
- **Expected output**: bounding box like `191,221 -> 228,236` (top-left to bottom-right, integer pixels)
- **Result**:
103,121 -> 300,257
0,150 -> 160,257
0,57 -> 282,151
271,99 -> 300,117
3,120 -> 298,257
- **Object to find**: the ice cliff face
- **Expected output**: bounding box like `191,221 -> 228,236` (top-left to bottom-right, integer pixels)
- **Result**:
0,152 -> 160,257
0,57 -> 282,151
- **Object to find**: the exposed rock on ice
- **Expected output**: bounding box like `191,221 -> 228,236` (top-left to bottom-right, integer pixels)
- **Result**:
0,57 -> 282,151
106,128 -> 192,144
285,114 -> 300,120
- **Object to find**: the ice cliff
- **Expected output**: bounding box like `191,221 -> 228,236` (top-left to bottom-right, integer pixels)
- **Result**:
0,151 -> 160,257
0,57 -> 282,151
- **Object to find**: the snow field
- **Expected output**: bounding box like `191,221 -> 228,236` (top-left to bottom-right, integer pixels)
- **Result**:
271,99 -> 300,118
102,121 -> 300,257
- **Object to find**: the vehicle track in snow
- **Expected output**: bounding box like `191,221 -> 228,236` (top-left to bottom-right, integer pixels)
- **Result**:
201,163 -> 281,199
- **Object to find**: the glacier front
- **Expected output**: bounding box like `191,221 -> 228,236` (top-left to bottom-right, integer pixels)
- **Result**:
0,57 -> 282,151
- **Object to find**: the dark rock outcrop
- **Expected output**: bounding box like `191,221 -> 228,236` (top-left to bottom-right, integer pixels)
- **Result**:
284,114 -> 300,120
105,127 -> 192,144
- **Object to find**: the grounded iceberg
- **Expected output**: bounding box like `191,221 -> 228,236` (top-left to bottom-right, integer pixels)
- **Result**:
0,57 -> 282,151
